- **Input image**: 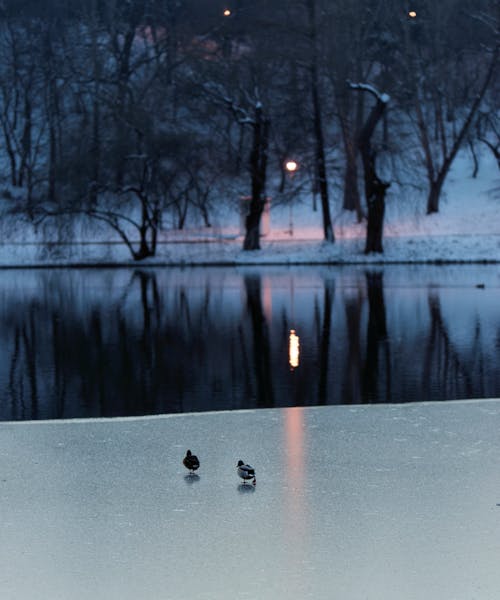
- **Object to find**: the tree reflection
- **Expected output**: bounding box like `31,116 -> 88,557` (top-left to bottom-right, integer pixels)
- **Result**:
244,274 -> 274,407
1,268 -> 500,420
7,306 -> 40,419
362,271 -> 391,403
52,311 -> 67,417
317,277 -> 335,404
342,282 -> 364,404
423,293 -> 473,399
8,326 -> 21,418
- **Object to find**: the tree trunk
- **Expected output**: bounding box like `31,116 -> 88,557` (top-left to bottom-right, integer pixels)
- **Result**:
422,44 -> 499,213
350,85 -> 390,253
113,28 -> 135,187
90,7 -> 101,206
2,122 -> 18,186
243,104 -> 270,251
307,0 -> 334,243
364,162 -> 389,254
426,176 -> 445,215
132,195 -> 158,260
342,148 -> 362,221
338,108 -> 363,221
48,115 -> 57,202
19,95 -> 32,188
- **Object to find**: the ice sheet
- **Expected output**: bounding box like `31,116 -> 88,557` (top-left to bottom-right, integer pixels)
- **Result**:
1,401 -> 500,599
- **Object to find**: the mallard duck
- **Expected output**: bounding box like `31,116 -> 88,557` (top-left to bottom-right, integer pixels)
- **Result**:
237,460 -> 256,485
183,450 -> 200,473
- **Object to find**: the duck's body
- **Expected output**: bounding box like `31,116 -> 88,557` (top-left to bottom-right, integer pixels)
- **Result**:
237,460 -> 256,484
183,450 -> 200,473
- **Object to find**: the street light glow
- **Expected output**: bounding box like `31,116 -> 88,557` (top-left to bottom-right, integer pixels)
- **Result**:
408,10 -> 417,18
223,8 -> 231,16
285,160 -> 298,172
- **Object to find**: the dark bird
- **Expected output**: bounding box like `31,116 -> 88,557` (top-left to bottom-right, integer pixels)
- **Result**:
237,460 -> 256,485
183,450 -> 200,473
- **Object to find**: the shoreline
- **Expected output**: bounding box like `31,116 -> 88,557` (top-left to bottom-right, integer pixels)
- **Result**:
0,258 -> 499,269
0,234 -> 499,268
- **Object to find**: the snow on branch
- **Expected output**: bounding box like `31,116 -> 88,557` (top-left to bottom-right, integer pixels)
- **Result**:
467,11 -> 499,36
201,82 -> 259,124
347,81 -> 390,104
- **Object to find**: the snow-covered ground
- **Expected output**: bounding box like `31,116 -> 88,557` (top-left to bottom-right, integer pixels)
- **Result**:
2,400 -> 500,600
0,150 -> 498,266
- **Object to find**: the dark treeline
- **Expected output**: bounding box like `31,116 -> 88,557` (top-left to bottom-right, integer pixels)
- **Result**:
0,0 -> 498,255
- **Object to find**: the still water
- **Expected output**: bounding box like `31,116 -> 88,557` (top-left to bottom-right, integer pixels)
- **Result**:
0,265 -> 498,420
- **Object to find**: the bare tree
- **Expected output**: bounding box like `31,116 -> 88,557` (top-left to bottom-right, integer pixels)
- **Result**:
400,3 -> 499,213
476,110 -> 500,170
305,0 -> 335,242
349,82 -> 390,253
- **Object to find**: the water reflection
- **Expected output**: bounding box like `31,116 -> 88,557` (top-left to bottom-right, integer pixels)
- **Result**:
0,265 -> 499,420
288,330 -> 300,370
244,274 -> 274,408
363,271 -> 391,403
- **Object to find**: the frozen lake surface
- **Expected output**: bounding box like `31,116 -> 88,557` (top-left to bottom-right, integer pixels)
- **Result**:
2,400 -> 500,599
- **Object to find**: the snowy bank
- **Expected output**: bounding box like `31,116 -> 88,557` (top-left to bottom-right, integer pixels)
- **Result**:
0,234 -> 499,268
0,151 -> 498,267
2,400 -> 500,599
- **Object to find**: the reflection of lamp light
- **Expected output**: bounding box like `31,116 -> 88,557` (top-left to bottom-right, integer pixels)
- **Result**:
289,329 -> 300,370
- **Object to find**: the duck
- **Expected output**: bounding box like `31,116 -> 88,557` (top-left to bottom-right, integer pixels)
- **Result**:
183,449 -> 200,473
237,460 -> 256,485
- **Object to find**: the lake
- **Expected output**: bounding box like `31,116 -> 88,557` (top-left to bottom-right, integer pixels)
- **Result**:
0,265 -> 498,420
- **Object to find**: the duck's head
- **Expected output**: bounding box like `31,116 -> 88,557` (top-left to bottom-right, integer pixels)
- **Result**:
237,460 -> 244,467
186,450 -> 192,457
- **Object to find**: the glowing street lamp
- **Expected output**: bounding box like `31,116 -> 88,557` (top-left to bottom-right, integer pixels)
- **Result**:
223,8 -> 232,17
408,10 -> 417,18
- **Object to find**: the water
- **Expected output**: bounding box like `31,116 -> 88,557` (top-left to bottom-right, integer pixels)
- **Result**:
0,264 -> 498,420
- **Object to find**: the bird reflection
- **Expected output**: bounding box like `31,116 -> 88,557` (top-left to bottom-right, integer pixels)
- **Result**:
237,483 -> 256,493
184,473 -> 200,484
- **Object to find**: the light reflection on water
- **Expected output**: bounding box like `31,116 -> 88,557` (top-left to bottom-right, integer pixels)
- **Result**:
0,264 -> 499,420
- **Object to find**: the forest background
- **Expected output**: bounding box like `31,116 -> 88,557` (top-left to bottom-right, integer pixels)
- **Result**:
0,0 -> 498,260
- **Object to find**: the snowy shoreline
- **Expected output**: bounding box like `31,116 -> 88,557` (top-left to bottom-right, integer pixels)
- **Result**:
0,234 -> 499,268
1,151 -> 498,268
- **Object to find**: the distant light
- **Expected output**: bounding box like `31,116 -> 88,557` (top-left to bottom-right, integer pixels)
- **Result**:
223,9 -> 231,16
408,10 -> 417,18
285,160 -> 298,173
289,329 -> 300,370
